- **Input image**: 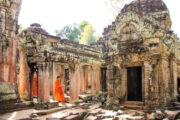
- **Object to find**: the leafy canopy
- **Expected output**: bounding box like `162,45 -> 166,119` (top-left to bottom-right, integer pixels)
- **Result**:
79,24 -> 96,45
55,21 -> 99,45
78,21 -> 89,33
55,23 -> 80,42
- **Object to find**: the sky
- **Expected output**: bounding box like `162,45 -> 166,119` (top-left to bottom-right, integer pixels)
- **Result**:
19,0 -> 180,37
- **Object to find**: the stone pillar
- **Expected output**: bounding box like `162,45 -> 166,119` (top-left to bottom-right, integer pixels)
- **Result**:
53,63 -> 59,97
80,66 -> 86,93
83,66 -> 88,92
87,66 -> 92,91
60,65 -> 65,91
91,66 -> 100,94
119,66 -> 126,101
37,62 -> 50,102
161,57 -> 170,104
96,67 -> 100,92
107,64 -> 114,98
18,45 -> 30,100
144,61 -> 151,106
173,60 -> 178,98
69,64 -> 78,101
88,66 -> 94,94
49,62 -> 53,96
0,0 -> 22,101
91,66 -> 96,94
169,55 -> 178,98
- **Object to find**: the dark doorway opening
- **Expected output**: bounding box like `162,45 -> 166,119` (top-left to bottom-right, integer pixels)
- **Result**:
65,69 -> 70,95
177,78 -> 180,94
101,68 -> 107,92
28,63 -> 38,100
127,67 -> 142,101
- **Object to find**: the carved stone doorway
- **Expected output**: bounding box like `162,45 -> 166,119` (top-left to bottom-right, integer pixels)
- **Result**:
127,67 -> 142,101
177,78 -> 180,94
65,69 -> 70,95
101,68 -> 107,92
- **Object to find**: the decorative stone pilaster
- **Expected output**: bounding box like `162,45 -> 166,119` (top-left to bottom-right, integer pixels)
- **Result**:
169,54 -> 178,98
37,62 -> 50,102
143,61 -> 152,107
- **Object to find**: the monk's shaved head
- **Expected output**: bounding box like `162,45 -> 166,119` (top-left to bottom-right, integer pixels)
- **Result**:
57,74 -> 63,79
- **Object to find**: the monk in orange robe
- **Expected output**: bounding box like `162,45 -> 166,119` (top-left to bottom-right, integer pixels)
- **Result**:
33,73 -> 37,97
54,75 -> 65,102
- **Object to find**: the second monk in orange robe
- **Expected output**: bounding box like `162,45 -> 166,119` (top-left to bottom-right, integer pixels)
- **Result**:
33,73 -> 37,97
54,75 -> 65,102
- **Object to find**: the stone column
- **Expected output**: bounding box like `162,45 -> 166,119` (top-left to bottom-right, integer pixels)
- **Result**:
80,65 -> 86,93
49,62 -> 53,96
144,61 -> 151,106
169,54 -> 178,98
52,63 -> 59,97
107,64 -> 114,98
118,66 -> 126,101
60,65 -> 65,91
37,62 -> 50,102
91,66 -> 100,94
0,0 -> 22,101
69,64 -> 79,101
18,45 -> 30,100
96,66 -> 100,92
87,66 -> 93,94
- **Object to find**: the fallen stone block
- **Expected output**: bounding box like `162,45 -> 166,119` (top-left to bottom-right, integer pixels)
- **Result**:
31,106 -> 67,117
34,102 -> 59,110
88,108 -> 102,115
89,103 -> 102,110
165,110 -> 180,120
62,111 -> 87,120
85,115 -> 97,120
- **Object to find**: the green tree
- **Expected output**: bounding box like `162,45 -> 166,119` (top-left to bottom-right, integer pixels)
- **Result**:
55,23 -> 80,42
79,24 -> 96,45
78,21 -> 89,33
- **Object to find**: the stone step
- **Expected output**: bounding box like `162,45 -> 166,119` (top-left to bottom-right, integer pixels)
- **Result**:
34,101 -> 59,110
0,101 -> 33,114
124,104 -> 145,110
124,101 -> 144,106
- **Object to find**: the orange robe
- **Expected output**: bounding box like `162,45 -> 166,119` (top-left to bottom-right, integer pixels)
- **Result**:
33,75 -> 37,97
54,79 -> 65,102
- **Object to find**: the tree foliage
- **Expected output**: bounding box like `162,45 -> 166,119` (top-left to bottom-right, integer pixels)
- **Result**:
55,21 -> 99,45
79,24 -> 96,45
55,23 -> 80,42
78,21 -> 89,33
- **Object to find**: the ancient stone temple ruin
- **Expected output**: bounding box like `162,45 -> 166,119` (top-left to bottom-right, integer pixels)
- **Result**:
1,0 -> 180,114
101,0 -> 180,110
17,23 -> 103,102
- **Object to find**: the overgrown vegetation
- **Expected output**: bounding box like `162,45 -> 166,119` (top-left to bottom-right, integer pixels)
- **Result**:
55,21 -> 98,45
